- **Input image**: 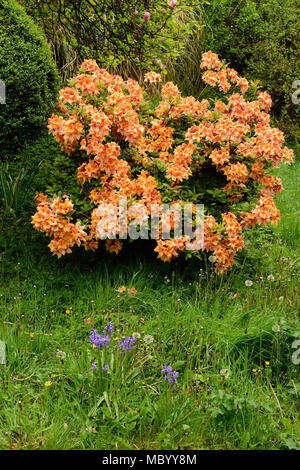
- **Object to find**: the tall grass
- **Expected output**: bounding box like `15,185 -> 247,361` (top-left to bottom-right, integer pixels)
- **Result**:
0,152 -> 299,449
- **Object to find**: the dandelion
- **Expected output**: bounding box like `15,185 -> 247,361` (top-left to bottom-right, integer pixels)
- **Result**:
272,324 -> 281,333
65,309 -> 71,314
119,336 -> 135,353
86,426 -> 97,433
245,280 -> 253,287
143,12 -> 150,21
50,374 -> 56,379
220,369 -> 230,380
252,369 -> 257,373
267,274 -> 275,281
132,332 -> 141,339
29,333 -> 34,339
162,364 -> 178,387
144,334 -> 154,345
56,350 -> 66,360
45,381 -> 52,387
265,361 -> 270,367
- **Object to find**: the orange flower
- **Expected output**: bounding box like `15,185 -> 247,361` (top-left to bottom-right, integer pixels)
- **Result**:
105,239 -> 123,254
144,72 -> 162,83
117,286 -> 126,293
32,53 -> 293,275
223,162 -> 248,183
128,288 -> 137,295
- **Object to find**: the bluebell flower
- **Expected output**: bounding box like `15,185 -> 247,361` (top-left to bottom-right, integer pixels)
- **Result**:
119,336 -> 135,353
89,321 -> 114,348
162,364 -> 178,388
103,321 -> 114,337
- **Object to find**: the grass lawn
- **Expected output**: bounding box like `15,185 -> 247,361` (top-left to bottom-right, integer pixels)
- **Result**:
0,140 -> 299,450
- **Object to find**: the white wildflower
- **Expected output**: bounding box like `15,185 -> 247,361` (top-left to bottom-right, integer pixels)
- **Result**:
143,334 -> 154,345
56,349 -> 66,360
272,325 -> 281,333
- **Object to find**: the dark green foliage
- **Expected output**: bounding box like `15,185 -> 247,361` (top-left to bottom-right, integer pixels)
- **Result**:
0,0 -> 59,155
20,0 -> 196,72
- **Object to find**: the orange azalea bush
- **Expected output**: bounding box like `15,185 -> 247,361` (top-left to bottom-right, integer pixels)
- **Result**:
32,51 -> 294,274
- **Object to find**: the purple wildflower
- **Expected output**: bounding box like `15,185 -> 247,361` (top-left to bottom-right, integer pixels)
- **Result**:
143,12 -> 150,21
102,364 -> 109,371
162,364 -> 178,388
89,321 -> 114,348
133,9 -> 138,15
103,321 -> 114,336
91,362 -> 97,370
89,328 -> 111,349
162,364 -> 172,375
119,336 -> 136,354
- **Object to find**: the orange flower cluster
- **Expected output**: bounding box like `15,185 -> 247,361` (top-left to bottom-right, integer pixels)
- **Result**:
166,142 -> 196,181
144,72 -> 162,83
32,52 -> 294,273
154,236 -> 190,262
240,195 -> 280,228
201,51 -> 248,95
32,194 -> 86,257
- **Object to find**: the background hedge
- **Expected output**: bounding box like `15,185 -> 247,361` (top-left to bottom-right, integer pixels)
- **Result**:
0,0 -> 59,156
